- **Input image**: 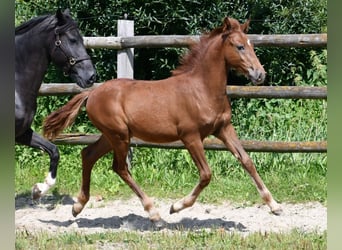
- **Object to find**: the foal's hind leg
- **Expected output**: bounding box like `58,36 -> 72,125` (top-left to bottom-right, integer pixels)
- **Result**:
72,135 -> 112,217
16,129 -> 59,200
216,124 -> 282,215
110,137 -> 161,222
170,136 -> 212,214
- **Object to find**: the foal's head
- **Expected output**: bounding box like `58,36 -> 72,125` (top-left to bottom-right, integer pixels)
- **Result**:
218,17 -> 266,85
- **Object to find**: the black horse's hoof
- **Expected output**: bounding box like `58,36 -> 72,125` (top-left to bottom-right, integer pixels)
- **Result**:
31,184 -> 42,200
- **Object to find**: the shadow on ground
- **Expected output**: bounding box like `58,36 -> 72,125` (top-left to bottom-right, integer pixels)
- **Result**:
15,192 -> 74,210
38,213 -> 247,232
16,193 -> 247,232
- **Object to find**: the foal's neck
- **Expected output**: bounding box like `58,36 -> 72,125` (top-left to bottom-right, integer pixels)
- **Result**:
194,36 -> 228,96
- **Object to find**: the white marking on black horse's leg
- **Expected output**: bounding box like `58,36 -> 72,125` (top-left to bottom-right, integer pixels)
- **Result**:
26,131 -> 59,200
32,172 -> 56,199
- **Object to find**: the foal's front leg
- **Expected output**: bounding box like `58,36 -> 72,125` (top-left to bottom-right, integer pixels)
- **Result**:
216,123 -> 282,215
72,135 -> 111,217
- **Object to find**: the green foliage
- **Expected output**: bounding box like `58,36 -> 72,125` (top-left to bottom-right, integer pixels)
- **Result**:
305,49 -> 327,86
16,0 -> 327,83
250,0 -> 327,85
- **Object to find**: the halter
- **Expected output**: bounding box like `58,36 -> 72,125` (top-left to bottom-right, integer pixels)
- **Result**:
53,27 -> 91,76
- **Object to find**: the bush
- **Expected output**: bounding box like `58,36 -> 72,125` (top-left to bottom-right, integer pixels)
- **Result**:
16,0 -> 327,83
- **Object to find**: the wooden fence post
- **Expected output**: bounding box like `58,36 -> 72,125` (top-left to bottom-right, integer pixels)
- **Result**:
117,19 -> 134,78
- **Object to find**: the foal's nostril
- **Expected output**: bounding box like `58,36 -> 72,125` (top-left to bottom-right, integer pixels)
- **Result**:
258,72 -> 262,81
257,71 -> 265,83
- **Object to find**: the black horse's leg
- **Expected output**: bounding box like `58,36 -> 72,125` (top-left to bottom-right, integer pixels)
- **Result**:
16,128 -> 59,200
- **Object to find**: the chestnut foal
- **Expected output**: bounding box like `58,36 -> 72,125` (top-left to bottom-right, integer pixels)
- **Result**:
43,17 -> 282,224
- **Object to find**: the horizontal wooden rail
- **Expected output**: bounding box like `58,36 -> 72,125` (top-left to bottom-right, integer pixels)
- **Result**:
39,84 -> 327,99
83,34 -> 327,49
53,134 -> 327,153
227,86 -> 327,99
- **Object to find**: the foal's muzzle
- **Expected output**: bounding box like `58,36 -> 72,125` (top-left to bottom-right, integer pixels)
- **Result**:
248,68 -> 266,85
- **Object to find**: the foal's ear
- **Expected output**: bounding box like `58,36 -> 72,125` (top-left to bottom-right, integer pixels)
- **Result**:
222,17 -> 232,32
241,19 -> 251,34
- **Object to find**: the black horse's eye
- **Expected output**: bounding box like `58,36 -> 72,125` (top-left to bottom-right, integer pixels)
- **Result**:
69,38 -> 77,44
237,45 -> 245,51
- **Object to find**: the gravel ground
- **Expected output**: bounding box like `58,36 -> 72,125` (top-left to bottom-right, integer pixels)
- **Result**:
15,194 -> 326,236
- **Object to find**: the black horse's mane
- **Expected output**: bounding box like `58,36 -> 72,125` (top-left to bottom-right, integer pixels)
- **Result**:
15,13 -> 77,36
15,15 -> 51,35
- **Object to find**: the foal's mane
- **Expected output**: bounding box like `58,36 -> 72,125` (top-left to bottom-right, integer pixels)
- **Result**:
172,18 -> 241,76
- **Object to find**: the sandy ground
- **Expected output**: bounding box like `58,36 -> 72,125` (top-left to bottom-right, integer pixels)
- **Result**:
15,194 -> 326,236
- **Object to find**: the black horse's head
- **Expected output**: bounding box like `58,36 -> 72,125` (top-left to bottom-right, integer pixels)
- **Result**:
50,9 -> 96,88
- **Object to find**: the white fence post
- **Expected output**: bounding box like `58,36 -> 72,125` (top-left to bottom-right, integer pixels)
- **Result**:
117,19 -> 134,79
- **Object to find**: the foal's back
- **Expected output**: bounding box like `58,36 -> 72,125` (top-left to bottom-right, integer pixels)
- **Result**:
85,76 -> 225,143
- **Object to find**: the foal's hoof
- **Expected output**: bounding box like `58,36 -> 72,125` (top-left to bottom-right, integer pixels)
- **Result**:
169,205 -> 175,214
149,210 -> 161,222
31,184 -> 42,200
72,203 -> 83,217
152,218 -> 166,229
271,207 -> 283,216
71,207 -> 79,217
169,204 -> 177,214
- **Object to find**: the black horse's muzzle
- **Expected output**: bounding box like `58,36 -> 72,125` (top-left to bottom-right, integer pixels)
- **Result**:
69,63 -> 96,88
53,27 -> 96,88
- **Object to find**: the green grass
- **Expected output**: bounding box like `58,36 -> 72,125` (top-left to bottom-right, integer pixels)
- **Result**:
15,145 -> 327,206
15,229 -> 327,250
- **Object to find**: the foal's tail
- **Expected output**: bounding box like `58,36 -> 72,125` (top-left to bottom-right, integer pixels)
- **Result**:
43,91 -> 91,140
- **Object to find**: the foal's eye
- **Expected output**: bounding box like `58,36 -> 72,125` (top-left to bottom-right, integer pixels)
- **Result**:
237,45 -> 245,51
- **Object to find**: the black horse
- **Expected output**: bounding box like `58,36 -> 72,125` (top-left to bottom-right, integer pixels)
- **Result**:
15,9 -> 96,199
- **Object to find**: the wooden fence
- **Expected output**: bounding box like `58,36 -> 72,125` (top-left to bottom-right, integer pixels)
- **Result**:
39,20 -> 327,153
82,34 -> 327,49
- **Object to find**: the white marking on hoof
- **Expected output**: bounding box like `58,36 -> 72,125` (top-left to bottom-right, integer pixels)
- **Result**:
32,173 -> 56,198
45,172 -> 56,187
269,200 -> 282,215
149,209 -> 161,222
170,198 -> 185,213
